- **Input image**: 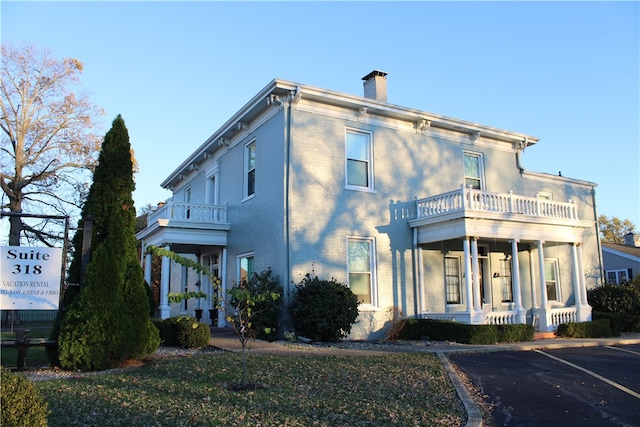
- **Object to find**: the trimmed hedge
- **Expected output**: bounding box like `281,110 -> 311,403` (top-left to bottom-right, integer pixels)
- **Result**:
158,316 -> 210,349
395,319 -> 534,344
0,370 -> 49,427
556,319 -> 613,338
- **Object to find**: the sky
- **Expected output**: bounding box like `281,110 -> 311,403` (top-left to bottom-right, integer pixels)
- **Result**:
2,1 -> 639,227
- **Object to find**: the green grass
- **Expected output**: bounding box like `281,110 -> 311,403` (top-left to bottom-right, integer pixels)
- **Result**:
35,352 -> 465,426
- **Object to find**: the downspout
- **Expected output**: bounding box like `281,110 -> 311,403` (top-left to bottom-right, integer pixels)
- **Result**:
284,88 -> 299,304
515,137 -> 527,175
592,186 -> 605,286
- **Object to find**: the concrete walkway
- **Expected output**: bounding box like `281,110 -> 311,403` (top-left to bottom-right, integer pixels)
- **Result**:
209,329 -> 640,427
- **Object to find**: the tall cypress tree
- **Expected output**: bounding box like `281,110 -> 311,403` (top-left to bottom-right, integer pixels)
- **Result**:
57,115 -> 159,371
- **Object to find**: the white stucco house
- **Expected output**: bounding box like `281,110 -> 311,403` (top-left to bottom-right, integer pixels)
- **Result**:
136,71 -> 602,338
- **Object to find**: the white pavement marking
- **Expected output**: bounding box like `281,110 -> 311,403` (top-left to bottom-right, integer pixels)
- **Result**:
604,345 -> 640,356
535,350 -> 640,400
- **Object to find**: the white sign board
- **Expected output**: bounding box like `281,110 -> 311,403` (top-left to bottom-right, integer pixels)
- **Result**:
0,246 -> 63,310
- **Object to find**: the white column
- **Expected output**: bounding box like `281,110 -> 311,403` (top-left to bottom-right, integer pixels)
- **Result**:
529,249 -> 538,308
159,246 -> 171,319
537,240 -> 548,308
511,239 -> 525,316
577,244 -> 589,306
463,237 -> 473,313
219,247 -> 227,327
144,252 -> 152,286
471,238 -> 482,311
571,243 -> 582,307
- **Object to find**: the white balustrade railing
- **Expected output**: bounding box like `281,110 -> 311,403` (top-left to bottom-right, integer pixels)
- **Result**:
548,307 -> 577,326
484,311 -> 518,325
147,200 -> 228,226
416,185 -> 578,221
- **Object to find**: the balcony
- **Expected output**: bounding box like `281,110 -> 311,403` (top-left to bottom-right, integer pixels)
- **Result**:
137,200 -> 230,250
409,185 -> 591,244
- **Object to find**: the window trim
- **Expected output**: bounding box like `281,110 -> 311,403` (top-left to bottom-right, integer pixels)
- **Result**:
463,151 -> 485,190
347,237 -> 377,308
444,256 -> 462,305
243,140 -> 256,201
237,252 -> 255,283
345,128 -> 375,192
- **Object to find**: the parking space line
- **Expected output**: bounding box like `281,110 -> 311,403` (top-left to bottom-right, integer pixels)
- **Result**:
535,350 -> 640,400
604,345 -> 640,356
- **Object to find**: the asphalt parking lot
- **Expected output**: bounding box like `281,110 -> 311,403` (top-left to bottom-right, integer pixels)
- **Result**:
450,344 -> 640,427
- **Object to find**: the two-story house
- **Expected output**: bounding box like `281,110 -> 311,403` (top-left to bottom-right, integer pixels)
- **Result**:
136,71 -> 601,338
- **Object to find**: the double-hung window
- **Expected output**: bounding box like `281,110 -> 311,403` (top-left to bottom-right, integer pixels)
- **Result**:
347,238 -> 376,305
444,257 -> 461,304
463,152 -> 484,190
544,259 -> 560,301
346,130 -> 373,190
500,258 -> 513,303
244,141 -> 256,199
606,269 -> 629,285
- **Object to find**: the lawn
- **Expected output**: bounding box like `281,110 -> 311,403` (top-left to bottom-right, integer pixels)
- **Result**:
35,351 -> 465,426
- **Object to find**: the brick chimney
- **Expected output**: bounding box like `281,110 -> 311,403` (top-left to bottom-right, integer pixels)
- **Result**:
362,70 -> 388,103
623,233 -> 640,247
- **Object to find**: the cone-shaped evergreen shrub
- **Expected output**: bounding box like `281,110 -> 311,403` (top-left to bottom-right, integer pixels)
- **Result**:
289,274 -> 360,342
57,116 -> 159,371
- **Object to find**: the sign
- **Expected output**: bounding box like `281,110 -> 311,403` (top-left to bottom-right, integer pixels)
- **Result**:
0,246 -> 63,310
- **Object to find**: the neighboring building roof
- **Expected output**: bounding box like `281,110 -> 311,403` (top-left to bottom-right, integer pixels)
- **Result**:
602,242 -> 640,261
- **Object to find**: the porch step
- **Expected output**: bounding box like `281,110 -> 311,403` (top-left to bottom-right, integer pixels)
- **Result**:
533,331 -> 557,340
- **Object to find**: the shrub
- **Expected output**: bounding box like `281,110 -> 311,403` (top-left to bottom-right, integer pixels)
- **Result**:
588,283 -> 640,332
394,319 -> 534,344
160,316 -> 210,349
0,370 -> 49,427
557,319 -> 613,338
289,274 -> 360,342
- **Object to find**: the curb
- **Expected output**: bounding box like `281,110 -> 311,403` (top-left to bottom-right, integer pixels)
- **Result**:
437,352 -> 483,427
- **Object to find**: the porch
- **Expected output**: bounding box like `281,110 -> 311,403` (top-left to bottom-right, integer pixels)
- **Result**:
136,199 -> 230,323
409,186 -> 594,332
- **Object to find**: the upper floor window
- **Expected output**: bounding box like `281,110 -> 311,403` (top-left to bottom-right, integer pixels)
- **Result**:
346,130 -> 373,190
244,141 -> 256,199
463,152 -> 484,190
184,187 -> 192,219
347,237 -> 376,305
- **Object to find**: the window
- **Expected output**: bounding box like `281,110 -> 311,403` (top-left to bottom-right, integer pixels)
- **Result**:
463,152 -> 484,190
445,257 -> 461,304
500,258 -> 513,303
238,253 -> 254,282
348,238 -> 376,305
244,141 -> 256,198
544,259 -> 560,301
346,130 -> 373,190
537,192 -> 552,200
606,269 -> 629,285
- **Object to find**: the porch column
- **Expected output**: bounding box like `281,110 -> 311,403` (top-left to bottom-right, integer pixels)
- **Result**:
219,247 -> 228,327
471,238 -> 482,311
570,243 -> 583,308
144,252 -> 152,286
577,244 -> 589,307
158,245 -> 171,319
529,249 -> 539,308
511,239 -> 525,322
536,240 -> 551,331
463,237 -> 473,312
537,240 -> 548,308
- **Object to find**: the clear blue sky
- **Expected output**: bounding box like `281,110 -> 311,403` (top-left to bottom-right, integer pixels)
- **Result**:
2,1 -> 639,226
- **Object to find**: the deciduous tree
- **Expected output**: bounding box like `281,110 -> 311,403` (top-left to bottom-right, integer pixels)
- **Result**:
0,43 -> 103,246
599,214 -> 636,243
